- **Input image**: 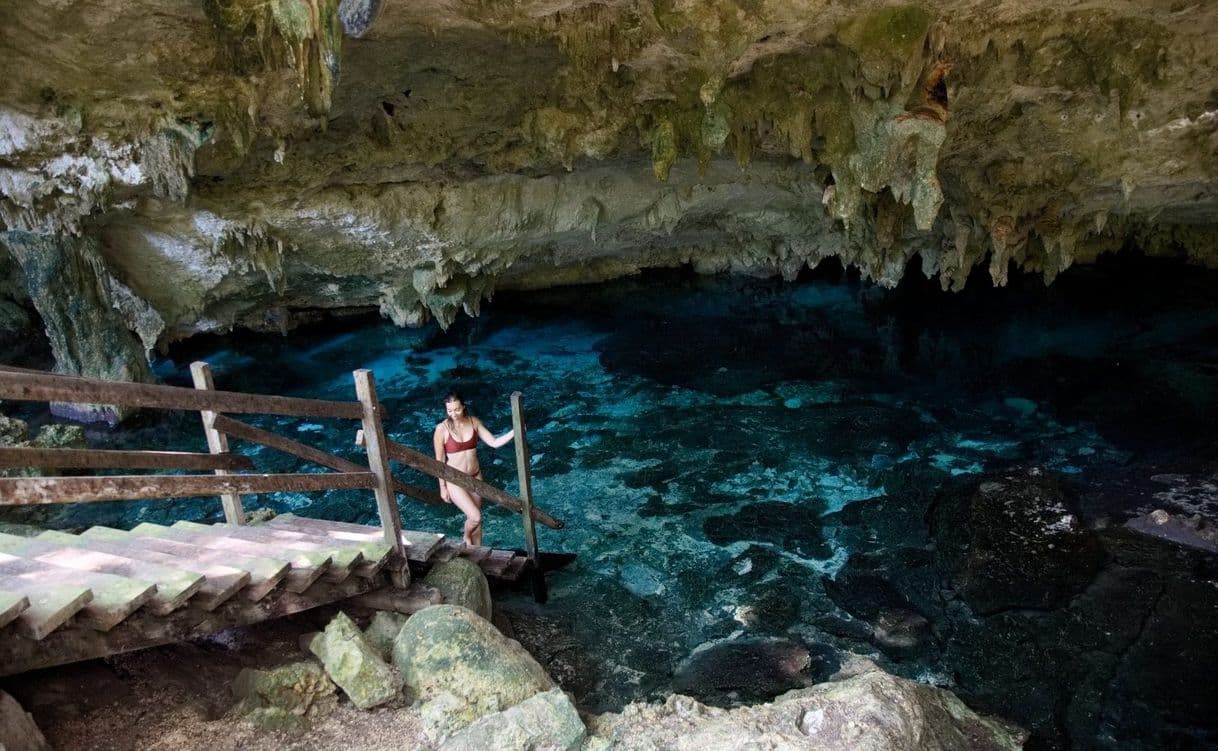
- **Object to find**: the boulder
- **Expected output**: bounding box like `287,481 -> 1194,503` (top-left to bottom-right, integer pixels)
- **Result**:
392,605 -> 554,725
422,558 -> 492,620
364,610 -> 410,659
308,611 -> 402,709
0,690 -> 50,751
439,688 -> 586,751
591,660 -> 1026,751
231,660 -> 336,731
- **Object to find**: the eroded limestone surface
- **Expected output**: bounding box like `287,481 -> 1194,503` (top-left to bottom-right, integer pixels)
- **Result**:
1,1 -> 1216,384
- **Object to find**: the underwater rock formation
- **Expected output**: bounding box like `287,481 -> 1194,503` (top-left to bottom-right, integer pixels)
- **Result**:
1,0 -> 1217,382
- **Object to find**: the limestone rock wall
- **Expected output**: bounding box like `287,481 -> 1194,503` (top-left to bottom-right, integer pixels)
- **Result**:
1,0 -> 1215,389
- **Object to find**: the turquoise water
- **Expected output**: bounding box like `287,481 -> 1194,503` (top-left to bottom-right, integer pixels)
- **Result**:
8,261 -> 1218,749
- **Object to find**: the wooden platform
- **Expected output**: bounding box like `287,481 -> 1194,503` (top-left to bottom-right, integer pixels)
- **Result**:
0,514 -> 533,677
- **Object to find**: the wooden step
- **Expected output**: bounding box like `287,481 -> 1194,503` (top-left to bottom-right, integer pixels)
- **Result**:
0,566 -> 91,640
268,514 -> 444,562
0,552 -> 154,632
132,523 -> 327,594
82,526 -> 286,601
428,542 -> 460,563
459,545 -> 493,565
0,533 -> 201,615
174,522 -> 364,583
39,530 -> 250,611
0,591 -> 30,629
481,549 -> 516,579
260,515 -> 392,577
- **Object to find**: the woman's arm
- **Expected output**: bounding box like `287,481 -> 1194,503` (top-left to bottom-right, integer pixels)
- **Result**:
475,418 -> 514,449
432,424 -> 450,501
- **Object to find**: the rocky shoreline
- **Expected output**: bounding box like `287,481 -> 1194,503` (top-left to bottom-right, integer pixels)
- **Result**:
3,556 -> 1026,751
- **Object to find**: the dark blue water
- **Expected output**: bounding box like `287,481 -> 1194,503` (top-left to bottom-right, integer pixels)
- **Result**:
7,258 -> 1218,749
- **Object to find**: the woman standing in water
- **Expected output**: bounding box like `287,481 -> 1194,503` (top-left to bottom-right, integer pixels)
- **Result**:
433,392 -> 514,547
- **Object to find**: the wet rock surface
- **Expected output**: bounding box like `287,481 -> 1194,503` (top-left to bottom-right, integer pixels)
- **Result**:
671,637 -> 839,706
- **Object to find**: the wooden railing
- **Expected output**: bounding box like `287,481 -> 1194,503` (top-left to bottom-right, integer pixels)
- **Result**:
0,363 -> 563,563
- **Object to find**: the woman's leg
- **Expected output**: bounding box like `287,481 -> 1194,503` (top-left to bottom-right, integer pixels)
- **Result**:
447,484 -> 482,546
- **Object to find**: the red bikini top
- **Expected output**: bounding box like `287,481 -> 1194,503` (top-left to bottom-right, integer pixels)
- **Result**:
444,426 -> 477,453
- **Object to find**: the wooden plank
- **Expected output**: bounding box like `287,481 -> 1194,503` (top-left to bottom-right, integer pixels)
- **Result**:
380,438 -> 565,529
38,530 -> 250,611
82,527 -> 286,601
172,522 -> 362,584
0,533 -> 200,615
0,447 -> 253,472
238,517 -> 391,578
510,391 -> 540,565
191,361 -> 246,524
0,472 -> 377,506
212,414 -> 443,507
428,541 -> 460,563
353,370 -> 405,561
267,514 -> 444,562
0,569 -> 91,640
350,583 -> 443,615
132,523 -> 329,593
0,367 -> 364,419
0,552 -> 154,632
0,591 -> 30,629
0,573 -> 379,677
460,546 -> 493,565
501,556 -> 529,582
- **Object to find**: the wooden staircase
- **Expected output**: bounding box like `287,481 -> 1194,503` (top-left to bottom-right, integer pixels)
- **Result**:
0,514 -> 532,677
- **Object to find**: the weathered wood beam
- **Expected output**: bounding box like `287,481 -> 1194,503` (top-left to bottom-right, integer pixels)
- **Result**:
0,367 -> 363,419
191,361 -> 247,524
0,447 -> 254,472
0,472 -> 377,506
211,414 -> 444,507
0,574 -> 381,676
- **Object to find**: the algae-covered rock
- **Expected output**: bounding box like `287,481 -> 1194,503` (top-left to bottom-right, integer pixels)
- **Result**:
392,605 -> 554,724
30,423 -> 85,450
439,688 -> 586,751
308,611 -> 402,709
364,610 -> 410,659
231,660 -> 336,722
422,557 -> 492,621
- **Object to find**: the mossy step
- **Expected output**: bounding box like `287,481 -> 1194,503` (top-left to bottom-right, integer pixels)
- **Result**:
176,521 -> 364,583
131,523 -> 328,593
0,551 -> 154,632
38,529 -> 250,610
267,514 -> 443,562
0,590 -> 30,629
260,515 -> 393,577
0,566 -> 90,639
0,533 -> 201,615
83,526 -> 286,601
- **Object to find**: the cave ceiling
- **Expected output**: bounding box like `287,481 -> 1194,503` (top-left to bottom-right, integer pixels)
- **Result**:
1,0 -> 1216,376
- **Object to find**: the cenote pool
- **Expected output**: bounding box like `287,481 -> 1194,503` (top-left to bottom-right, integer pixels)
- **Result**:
10,257 -> 1218,750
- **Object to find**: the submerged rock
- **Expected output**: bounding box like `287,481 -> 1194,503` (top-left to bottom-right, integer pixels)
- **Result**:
672,637 -> 839,705
422,558 -> 493,620
932,468 -> 1104,614
307,611 -> 402,709
593,659 -> 1026,750
392,605 -> 554,726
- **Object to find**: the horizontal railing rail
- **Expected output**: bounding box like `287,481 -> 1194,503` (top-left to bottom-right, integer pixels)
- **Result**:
0,447 -> 254,472
0,472 -> 377,505
0,366 -> 363,419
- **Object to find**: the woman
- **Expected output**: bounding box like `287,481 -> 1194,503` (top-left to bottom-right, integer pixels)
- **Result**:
433,392 -> 514,547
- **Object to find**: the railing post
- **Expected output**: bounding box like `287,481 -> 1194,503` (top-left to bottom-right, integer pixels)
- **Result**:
510,391 -> 546,603
353,370 -> 406,569
190,361 -> 246,525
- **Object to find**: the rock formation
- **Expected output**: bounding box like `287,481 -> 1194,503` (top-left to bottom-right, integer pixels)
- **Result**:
1,1 -> 1216,388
